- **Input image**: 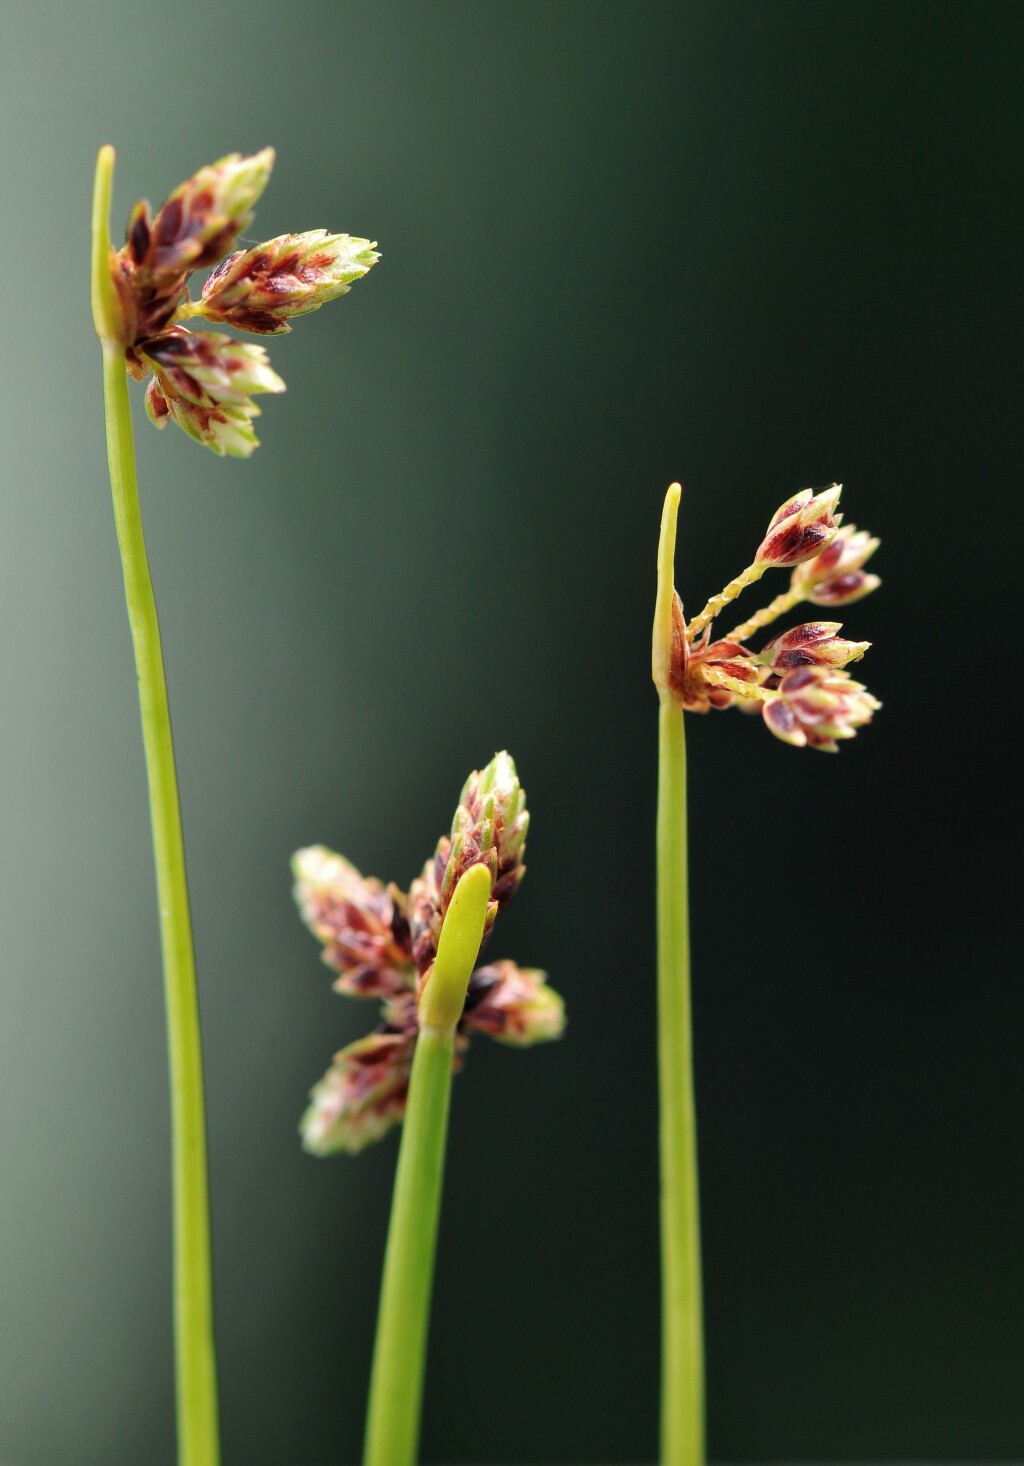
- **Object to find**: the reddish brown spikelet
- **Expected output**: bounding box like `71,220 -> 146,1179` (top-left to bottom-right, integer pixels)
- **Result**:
756,486 -> 842,568
759,621 -> 870,671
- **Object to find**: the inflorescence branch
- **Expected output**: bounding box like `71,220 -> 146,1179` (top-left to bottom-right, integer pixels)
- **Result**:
670,485 -> 881,752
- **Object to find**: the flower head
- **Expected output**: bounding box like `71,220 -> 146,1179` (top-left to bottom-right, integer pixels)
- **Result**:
200,231 -> 380,333
296,754 -> 564,1155
292,846 -> 414,998
666,484 -> 880,751
790,524 -> 881,606
762,667 -> 881,752
408,750 -> 529,977
758,621 -> 870,672
101,148 -> 378,456
139,329 -> 285,456
755,486 -> 842,568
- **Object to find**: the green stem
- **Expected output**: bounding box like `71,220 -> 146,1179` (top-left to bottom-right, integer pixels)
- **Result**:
653,486 -> 704,1466
92,148 -> 220,1466
364,864 -> 491,1466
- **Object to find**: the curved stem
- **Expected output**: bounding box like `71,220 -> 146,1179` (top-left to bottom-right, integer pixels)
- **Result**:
654,487 -> 704,1466
686,561 -> 767,641
726,587 -> 802,643
364,865 -> 491,1466
93,149 -> 220,1466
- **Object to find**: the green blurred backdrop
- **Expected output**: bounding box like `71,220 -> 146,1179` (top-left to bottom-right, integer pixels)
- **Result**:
0,2 -> 1018,1461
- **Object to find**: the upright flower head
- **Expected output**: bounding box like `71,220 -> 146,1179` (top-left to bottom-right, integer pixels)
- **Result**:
96,148 -> 379,456
295,753 -> 564,1154
662,484 -> 881,751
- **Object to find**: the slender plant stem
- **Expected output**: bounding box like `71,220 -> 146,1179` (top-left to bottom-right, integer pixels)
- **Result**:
92,147 -> 220,1466
364,864 -> 491,1466
653,485 -> 704,1466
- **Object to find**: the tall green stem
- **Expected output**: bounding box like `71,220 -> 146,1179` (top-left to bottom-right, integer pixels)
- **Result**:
92,147 -> 220,1466
364,865 -> 491,1466
653,485 -> 704,1466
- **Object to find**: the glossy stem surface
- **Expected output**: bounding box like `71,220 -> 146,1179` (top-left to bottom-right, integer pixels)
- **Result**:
653,484 -> 705,1466
94,146 -> 220,1466
363,865 -> 491,1466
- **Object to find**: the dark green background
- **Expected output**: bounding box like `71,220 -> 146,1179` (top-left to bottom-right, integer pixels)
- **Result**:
0,2 -> 1018,1461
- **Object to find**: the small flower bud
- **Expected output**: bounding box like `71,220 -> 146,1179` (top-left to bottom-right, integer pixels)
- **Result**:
758,621 -> 870,671
461,962 -> 566,1045
762,666 -> 881,751
292,846 -> 415,998
199,230 -> 380,334
139,328 -> 285,457
755,485 -> 842,568
791,524 -> 881,606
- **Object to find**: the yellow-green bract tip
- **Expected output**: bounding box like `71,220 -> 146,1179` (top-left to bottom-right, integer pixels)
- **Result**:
91,144 -> 119,345
418,864 -> 491,1032
652,482 -> 682,692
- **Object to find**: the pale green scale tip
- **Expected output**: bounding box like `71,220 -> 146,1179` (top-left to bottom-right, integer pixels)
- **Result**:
91,145 -> 119,345
419,864 -> 492,1032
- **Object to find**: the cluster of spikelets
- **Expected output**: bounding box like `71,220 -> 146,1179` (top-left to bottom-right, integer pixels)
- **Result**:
104,149 -> 378,455
672,486 -> 881,751
293,753 -> 565,1154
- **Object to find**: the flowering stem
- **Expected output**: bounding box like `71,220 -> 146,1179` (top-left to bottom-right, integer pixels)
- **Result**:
686,562 -> 767,641
653,486 -> 704,1466
696,667 -> 771,702
364,864 -> 492,1466
92,147 -> 220,1466
726,587 -> 802,643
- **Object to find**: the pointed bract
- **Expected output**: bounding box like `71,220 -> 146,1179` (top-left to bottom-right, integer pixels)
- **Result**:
200,230 -> 380,334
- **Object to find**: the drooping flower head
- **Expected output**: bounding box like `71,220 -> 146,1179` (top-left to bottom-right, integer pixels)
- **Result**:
102,149 -> 379,456
295,753 -> 564,1154
663,485 -> 881,751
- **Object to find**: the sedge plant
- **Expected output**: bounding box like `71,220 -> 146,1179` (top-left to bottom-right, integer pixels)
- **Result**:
652,481 -> 882,1465
90,143 -> 378,1466
292,751 -> 565,1465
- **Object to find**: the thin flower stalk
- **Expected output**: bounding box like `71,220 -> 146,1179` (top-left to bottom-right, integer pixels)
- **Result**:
92,146 -> 218,1466
363,864 -> 492,1466
651,477 -> 881,1465
293,753 -> 564,1465
92,142 -> 378,1466
652,484 -> 704,1466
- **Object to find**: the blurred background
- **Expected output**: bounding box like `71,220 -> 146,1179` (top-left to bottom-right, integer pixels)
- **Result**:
0,2 -> 1018,1461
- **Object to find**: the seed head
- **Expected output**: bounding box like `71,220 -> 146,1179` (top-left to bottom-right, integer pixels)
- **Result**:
755,486 -> 842,568
124,149 -> 275,290
200,231 -> 380,334
461,962 -> 566,1045
762,666 -> 881,751
758,621 -> 870,672
292,846 -> 415,998
301,995 -> 418,1155
295,754 -> 563,1154
790,524 -> 881,606
99,145 -> 378,455
409,751 -> 528,975
140,329 -> 285,457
